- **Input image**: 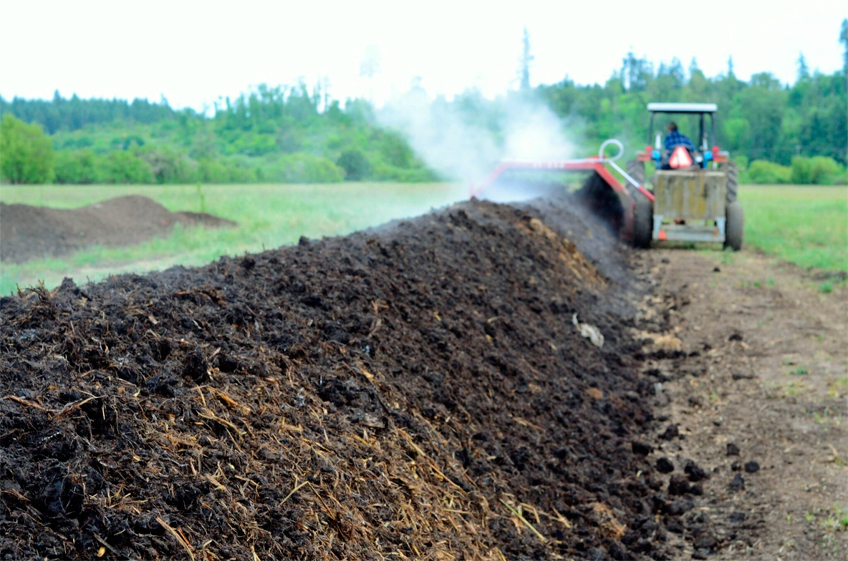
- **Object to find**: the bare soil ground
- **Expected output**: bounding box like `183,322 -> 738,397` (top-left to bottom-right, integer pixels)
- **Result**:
0,195 -> 236,263
635,249 -> 848,559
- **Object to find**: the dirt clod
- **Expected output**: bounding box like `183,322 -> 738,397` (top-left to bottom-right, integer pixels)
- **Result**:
668,497 -> 694,515
684,460 -> 708,482
660,424 -> 680,440
668,474 -> 692,495
656,457 -> 675,473
632,440 -> 654,455
729,473 -> 746,491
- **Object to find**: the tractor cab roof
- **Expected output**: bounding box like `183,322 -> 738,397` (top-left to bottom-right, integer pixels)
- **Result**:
647,102 -> 717,114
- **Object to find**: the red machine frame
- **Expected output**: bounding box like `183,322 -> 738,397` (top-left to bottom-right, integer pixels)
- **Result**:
469,156 -> 655,202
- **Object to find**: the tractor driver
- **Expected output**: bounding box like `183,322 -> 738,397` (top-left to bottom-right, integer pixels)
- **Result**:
664,121 -> 694,154
662,122 -> 695,169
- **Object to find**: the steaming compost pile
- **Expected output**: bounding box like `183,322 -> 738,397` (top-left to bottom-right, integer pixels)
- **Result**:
0,195 -> 236,263
0,196 -> 684,560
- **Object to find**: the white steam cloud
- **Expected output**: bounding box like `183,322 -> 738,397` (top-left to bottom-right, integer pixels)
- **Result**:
500,102 -> 576,163
377,89 -> 578,200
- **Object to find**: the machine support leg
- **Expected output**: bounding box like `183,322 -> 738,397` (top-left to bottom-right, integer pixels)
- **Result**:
716,217 -> 726,242
652,215 -> 664,240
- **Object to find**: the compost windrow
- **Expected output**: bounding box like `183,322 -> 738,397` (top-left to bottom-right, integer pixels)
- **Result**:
0,195 -> 235,263
1,196 -> 677,560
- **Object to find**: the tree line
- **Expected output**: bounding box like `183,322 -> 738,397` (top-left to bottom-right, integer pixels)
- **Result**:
2,28 -> 846,185
538,53 -> 846,168
1,93 -> 175,135
1,83 -> 435,185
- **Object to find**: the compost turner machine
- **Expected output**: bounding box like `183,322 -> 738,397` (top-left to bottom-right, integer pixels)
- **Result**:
470,139 -> 654,248
472,102 -> 745,251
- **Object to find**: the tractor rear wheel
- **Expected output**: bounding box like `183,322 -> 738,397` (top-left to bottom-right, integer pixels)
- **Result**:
626,160 -> 645,190
633,195 -> 653,249
722,161 -> 738,203
725,202 -> 744,251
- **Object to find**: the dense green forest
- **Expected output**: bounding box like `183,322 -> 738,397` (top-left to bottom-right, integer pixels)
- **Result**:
2,36 -> 847,185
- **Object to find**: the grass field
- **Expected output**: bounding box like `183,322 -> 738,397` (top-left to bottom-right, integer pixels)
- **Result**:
1,183 -> 845,295
738,185 -> 847,272
0,183 -> 465,295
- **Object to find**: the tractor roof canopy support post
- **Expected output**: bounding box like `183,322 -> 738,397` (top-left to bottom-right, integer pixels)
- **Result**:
711,113 -> 716,147
649,112 -> 655,145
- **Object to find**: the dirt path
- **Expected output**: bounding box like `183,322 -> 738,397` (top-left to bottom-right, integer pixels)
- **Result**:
638,249 -> 848,559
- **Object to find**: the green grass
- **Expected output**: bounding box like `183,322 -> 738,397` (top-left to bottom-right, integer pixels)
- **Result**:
0,183 -> 466,295
739,185 -> 848,272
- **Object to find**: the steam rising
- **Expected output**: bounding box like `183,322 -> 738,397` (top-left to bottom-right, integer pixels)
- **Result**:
377,89 -> 578,200
501,103 -> 576,163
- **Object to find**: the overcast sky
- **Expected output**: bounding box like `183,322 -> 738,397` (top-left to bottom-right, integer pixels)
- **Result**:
2,1 -> 845,111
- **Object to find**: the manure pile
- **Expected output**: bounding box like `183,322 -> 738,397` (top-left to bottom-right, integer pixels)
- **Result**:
1,198 -> 672,560
0,195 -> 236,263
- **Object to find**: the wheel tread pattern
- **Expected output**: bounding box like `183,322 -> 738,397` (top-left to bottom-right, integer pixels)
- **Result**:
723,161 -> 738,203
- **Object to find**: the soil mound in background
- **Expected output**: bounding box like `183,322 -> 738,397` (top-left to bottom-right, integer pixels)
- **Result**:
0,197 -> 675,560
0,195 -> 236,263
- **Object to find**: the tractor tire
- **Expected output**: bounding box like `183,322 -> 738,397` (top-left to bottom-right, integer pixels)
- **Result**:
626,160 -> 645,190
633,195 -> 653,249
725,201 -> 744,251
722,160 -> 738,203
